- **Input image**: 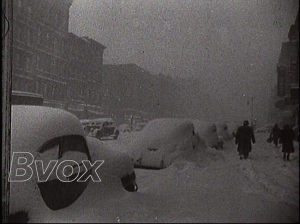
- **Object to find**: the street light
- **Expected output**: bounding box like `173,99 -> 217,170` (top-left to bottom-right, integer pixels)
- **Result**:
251,96 -> 254,127
244,95 -> 254,128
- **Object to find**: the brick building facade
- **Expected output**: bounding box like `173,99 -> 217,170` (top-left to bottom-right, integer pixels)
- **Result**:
12,0 -> 72,109
12,0 -> 106,118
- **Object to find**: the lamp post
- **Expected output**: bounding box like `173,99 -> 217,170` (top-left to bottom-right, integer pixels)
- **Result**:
251,96 -> 254,127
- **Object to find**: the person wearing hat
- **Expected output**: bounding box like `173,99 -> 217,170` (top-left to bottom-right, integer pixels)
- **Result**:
235,120 -> 256,160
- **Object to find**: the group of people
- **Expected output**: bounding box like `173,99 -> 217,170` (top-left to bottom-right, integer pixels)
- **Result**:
234,120 -> 296,161
269,123 -> 296,161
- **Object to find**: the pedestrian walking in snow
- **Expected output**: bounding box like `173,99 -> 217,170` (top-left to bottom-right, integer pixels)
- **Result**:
235,120 -> 256,160
269,124 -> 282,147
279,124 -> 295,161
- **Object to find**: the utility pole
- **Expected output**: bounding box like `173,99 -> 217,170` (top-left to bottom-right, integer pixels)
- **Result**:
251,96 -> 254,128
2,0 -> 13,222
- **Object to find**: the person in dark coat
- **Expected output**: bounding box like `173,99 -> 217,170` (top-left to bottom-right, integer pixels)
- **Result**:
235,120 -> 256,160
279,124 -> 295,161
270,124 -> 282,147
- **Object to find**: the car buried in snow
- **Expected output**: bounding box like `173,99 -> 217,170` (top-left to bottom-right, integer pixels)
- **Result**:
216,122 -> 230,141
129,118 -> 196,169
8,105 -> 137,222
187,119 -> 219,149
80,118 -> 120,140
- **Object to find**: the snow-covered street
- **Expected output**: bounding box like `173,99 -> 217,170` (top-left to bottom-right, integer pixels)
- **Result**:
106,131 -> 299,223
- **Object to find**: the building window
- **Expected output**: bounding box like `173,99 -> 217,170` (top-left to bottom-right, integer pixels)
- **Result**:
28,6 -> 32,15
36,55 -> 41,71
27,29 -> 32,46
15,52 -> 20,68
17,0 -> 22,7
37,27 -> 42,45
26,55 -> 32,72
44,83 -> 48,97
36,81 -> 40,93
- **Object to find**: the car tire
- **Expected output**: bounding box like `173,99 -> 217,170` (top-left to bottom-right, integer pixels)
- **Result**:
125,183 -> 138,192
114,130 -> 119,139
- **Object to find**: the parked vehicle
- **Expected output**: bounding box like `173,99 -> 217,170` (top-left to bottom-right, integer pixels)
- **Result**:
9,105 -> 93,217
216,122 -> 230,141
80,118 -> 119,140
86,136 -> 138,192
129,118 -> 196,169
8,105 -> 137,222
226,122 -> 240,139
133,122 -> 148,131
118,123 -> 132,133
217,135 -> 224,149
187,119 -> 219,149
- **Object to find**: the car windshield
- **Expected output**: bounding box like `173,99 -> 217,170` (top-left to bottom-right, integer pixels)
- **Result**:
39,135 -> 91,160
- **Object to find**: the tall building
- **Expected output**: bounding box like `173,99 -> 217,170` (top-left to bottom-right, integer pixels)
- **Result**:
67,33 -> 106,119
12,0 -> 73,109
102,64 -> 184,123
11,0 -> 106,118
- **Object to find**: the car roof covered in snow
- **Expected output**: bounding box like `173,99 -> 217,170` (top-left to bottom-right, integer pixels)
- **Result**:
11,105 -> 86,154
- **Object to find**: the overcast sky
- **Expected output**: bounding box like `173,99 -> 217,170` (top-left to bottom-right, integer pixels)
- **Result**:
69,0 -> 298,124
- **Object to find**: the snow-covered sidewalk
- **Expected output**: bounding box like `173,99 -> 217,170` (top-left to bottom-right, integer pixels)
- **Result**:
129,132 -> 299,223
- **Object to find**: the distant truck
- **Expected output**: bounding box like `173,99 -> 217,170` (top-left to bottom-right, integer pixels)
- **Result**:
12,91 -> 44,106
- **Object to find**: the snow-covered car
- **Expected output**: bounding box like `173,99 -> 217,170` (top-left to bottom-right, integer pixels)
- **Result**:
118,123 -> 132,133
133,122 -> 148,131
187,119 -> 219,149
129,118 -> 196,169
217,135 -> 224,149
8,105 -> 137,222
86,136 -> 138,192
216,122 -> 230,141
80,118 -> 119,140
226,122 -> 240,139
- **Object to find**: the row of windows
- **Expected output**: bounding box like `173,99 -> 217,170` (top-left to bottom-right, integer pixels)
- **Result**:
14,24 -> 67,59
37,27 -> 67,57
13,49 -> 33,72
14,21 -> 34,47
13,75 -> 106,111
15,0 -> 69,32
36,53 -> 68,76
